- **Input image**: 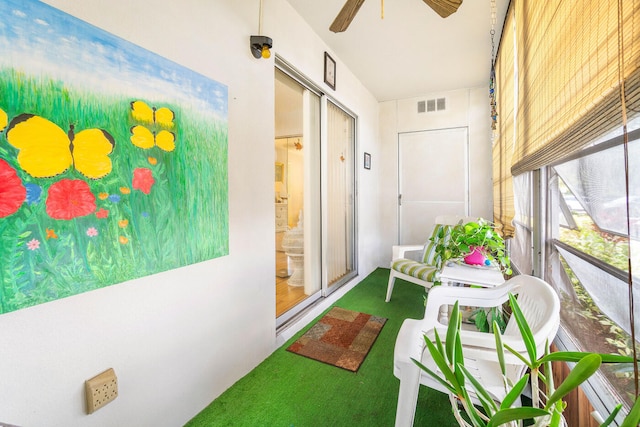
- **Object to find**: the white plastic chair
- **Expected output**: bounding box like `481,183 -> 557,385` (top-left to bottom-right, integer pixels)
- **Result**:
392,275 -> 561,427
386,215 -> 477,302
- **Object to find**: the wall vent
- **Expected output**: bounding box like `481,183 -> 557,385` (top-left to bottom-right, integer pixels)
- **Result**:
417,97 -> 447,114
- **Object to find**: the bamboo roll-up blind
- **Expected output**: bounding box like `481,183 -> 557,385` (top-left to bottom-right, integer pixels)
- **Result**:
510,0 -> 640,175
493,7 -> 516,238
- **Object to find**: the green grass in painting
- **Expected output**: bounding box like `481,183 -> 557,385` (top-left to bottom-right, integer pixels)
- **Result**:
0,68 -> 228,314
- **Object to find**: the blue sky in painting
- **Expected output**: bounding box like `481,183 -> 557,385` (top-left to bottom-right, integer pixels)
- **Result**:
0,0 -> 228,121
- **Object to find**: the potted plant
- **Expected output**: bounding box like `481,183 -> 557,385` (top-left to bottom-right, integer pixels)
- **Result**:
430,219 -> 513,333
413,297 -> 640,427
433,219 -> 512,275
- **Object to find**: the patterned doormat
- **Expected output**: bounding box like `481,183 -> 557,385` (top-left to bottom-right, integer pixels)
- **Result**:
286,306 -> 387,372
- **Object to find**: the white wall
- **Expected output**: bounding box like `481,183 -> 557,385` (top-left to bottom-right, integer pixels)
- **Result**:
378,87 -> 493,267
0,1 -> 382,426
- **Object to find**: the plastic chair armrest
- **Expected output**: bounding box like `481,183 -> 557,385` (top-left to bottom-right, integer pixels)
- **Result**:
419,328 -> 528,365
424,283 -> 513,313
392,244 -> 425,260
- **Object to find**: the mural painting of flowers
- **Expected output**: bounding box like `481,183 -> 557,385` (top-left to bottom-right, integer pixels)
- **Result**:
0,0 -> 228,315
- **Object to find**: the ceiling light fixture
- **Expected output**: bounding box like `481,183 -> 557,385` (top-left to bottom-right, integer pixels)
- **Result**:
250,0 -> 272,59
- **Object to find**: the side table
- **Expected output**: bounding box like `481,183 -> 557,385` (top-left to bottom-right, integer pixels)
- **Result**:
437,261 -> 506,323
439,261 -> 505,288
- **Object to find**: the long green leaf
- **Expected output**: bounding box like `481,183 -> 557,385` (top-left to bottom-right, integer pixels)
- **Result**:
500,374 -> 529,409
508,293 -> 537,362
423,333 -> 463,394
459,387 -> 489,427
412,357 -> 457,395
487,407 -> 550,427
454,325 -> 465,387
446,301 -> 461,363
542,341 -> 555,402
433,326 -> 445,356
620,394 -> 640,427
504,342 -> 533,368
458,363 -> 499,415
493,320 -> 506,377
539,351 -> 636,364
549,404 -> 565,426
599,403 -> 622,427
545,353 -> 602,410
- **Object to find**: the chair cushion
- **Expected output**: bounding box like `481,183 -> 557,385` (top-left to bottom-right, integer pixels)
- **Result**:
421,223 -> 453,265
391,259 -> 439,282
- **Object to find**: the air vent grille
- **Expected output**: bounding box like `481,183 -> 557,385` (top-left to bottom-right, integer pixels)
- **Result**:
418,97 -> 446,113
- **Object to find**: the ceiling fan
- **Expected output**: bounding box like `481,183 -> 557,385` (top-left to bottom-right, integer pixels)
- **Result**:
330,0 -> 463,33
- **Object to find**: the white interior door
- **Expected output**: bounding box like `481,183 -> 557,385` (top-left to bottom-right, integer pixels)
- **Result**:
398,128 -> 469,244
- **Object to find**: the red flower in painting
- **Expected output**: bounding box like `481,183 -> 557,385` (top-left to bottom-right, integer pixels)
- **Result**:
46,179 -> 96,220
132,168 -> 155,195
95,208 -> 109,219
0,159 -> 26,218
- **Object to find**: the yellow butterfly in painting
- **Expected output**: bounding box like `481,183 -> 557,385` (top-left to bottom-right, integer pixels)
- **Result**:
0,108 -> 7,132
6,113 -> 115,179
130,125 -> 176,152
130,100 -> 174,128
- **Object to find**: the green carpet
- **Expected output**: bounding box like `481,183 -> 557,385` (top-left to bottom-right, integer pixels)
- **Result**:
186,268 -> 458,427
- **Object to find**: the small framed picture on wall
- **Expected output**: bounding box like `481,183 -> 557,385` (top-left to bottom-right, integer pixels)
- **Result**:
324,52 -> 336,90
364,152 -> 371,170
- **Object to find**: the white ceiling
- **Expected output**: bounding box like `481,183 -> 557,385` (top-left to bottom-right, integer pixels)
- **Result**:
285,0 -> 509,102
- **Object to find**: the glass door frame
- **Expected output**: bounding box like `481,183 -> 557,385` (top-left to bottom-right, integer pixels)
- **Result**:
274,56 -> 359,327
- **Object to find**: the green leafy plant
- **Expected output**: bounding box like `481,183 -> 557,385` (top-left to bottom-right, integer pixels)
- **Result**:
413,298 -> 640,427
431,219 -> 512,333
433,219 -> 512,275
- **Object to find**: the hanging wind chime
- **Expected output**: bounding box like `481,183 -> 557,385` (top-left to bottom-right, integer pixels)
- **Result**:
489,0 -> 498,135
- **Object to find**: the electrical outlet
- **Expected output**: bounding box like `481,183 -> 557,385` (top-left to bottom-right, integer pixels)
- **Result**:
85,368 -> 118,414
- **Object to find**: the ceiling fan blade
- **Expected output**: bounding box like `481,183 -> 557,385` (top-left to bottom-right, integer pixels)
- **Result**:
423,0 -> 463,18
330,0 -> 366,33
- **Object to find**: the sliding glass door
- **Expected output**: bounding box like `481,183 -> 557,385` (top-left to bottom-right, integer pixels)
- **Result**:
274,60 -> 357,325
275,68 -> 321,326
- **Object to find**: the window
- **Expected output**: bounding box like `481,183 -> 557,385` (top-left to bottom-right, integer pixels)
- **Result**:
492,0 -> 640,420
544,124 -> 639,410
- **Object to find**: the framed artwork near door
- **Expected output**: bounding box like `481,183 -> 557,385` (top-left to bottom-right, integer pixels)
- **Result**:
324,52 -> 336,90
364,152 -> 371,170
